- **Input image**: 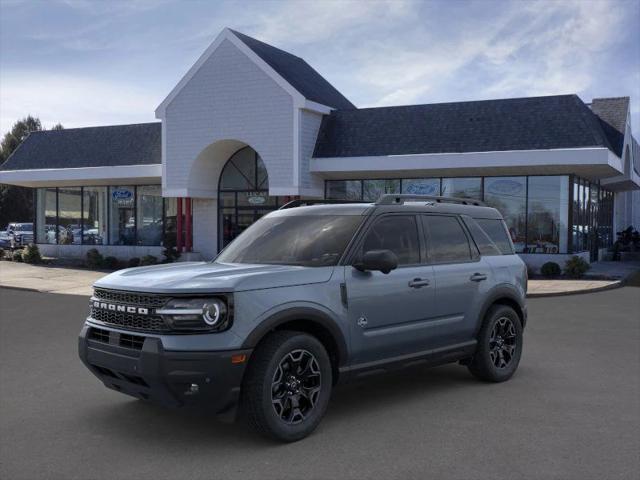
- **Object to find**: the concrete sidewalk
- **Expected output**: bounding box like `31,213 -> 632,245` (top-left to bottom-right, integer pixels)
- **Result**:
527,278 -> 621,297
0,260 -> 638,298
0,262 -> 106,296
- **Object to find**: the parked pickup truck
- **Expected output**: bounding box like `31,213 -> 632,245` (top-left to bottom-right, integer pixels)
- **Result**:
4,223 -> 34,249
79,195 -> 527,442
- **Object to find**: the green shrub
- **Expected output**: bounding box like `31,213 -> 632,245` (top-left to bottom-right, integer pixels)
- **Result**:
101,256 -> 119,270
540,261 -> 561,277
22,244 -> 43,264
565,256 -> 590,278
12,250 -> 23,262
140,255 -> 158,266
86,248 -> 103,269
128,257 -> 140,268
0,249 -> 5,260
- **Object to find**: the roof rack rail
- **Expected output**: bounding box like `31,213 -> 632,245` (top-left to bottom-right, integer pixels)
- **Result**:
279,199 -> 369,210
375,194 -> 486,207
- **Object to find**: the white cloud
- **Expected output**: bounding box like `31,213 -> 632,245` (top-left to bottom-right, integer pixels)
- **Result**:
250,0 -> 412,46
0,72 -> 158,132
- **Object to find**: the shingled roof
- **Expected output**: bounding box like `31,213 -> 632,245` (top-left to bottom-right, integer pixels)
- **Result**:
230,29 -> 355,111
313,94 -> 617,158
0,122 -> 161,171
590,97 -> 629,157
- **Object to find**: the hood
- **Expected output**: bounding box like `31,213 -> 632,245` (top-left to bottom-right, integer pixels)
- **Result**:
93,261 -> 335,294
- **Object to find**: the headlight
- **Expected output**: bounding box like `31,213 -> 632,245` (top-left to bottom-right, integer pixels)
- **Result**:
156,297 -> 230,332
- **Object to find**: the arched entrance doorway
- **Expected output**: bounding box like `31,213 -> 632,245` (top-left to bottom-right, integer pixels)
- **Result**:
218,146 -> 280,248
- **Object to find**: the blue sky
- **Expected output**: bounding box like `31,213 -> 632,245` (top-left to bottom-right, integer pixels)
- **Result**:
1,0 -> 639,134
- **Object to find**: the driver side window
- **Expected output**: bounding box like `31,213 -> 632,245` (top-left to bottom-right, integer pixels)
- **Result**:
359,215 -> 420,265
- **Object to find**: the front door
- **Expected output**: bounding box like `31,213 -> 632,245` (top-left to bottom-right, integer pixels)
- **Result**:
345,214 -> 437,365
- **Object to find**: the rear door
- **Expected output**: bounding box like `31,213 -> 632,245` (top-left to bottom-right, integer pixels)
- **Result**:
422,214 -> 493,346
345,214 -> 437,365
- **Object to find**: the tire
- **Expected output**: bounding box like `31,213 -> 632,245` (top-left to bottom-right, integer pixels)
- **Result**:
242,331 -> 332,442
468,305 -> 523,382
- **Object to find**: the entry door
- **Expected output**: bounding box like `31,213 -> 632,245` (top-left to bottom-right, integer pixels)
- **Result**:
422,215 -> 492,346
345,215 -> 437,365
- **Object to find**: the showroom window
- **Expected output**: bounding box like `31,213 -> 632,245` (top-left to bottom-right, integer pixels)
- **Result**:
57,187 -> 82,245
326,175 -> 612,255
483,177 -> 526,253
526,176 -> 569,254
109,186 -> 136,245
35,188 -> 58,244
35,185 -> 170,247
82,187 -> 107,245
441,177 -> 482,200
136,185 -> 163,246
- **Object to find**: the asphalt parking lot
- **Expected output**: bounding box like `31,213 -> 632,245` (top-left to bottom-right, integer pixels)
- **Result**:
1,287 -> 638,480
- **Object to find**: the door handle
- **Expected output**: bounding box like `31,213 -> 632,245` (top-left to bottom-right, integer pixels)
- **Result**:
470,273 -> 488,282
408,278 -> 430,288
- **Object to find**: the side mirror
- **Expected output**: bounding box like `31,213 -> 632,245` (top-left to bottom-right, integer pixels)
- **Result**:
354,249 -> 398,274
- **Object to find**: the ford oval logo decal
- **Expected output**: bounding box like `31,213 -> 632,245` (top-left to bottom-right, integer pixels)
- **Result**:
405,182 -> 438,195
112,189 -> 133,200
488,179 -> 523,195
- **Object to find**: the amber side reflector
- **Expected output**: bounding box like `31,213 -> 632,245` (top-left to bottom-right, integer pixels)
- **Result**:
231,354 -> 247,364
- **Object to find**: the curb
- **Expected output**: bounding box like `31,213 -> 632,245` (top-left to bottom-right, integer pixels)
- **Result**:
527,280 -> 623,298
0,284 -> 42,293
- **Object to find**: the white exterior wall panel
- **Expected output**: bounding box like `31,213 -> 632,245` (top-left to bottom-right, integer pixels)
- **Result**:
163,39 -> 294,196
299,109 -> 325,196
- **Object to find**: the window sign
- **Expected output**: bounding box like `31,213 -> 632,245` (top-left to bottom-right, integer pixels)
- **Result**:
402,179 -> 440,196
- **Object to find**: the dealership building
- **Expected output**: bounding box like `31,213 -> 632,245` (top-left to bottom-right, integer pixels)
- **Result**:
1,28 -> 639,269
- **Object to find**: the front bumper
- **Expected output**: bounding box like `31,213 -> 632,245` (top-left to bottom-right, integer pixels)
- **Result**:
78,324 -> 251,412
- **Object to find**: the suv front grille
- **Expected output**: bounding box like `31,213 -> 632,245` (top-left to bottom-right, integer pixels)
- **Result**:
93,288 -> 168,309
90,306 -> 169,332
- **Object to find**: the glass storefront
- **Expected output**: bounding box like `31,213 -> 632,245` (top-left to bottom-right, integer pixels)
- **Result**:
526,176 -> 569,254
35,185 -> 169,246
137,185 -> 163,246
326,175 -> 613,254
484,177 -> 526,252
441,177 -> 482,200
218,146 -> 278,249
57,187 -> 82,245
109,186 -> 136,245
83,187 -> 107,245
35,188 -> 58,244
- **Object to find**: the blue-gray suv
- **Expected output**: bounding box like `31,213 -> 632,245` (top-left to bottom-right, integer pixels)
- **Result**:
79,195 -> 527,442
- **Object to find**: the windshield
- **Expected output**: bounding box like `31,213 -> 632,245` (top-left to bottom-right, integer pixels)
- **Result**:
216,215 -> 363,267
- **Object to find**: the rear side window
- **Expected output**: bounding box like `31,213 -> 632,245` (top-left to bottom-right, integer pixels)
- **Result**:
475,219 -> 514,255
360,215 -> 420,265
463,218 -> 502,256
423,215 -> 471,263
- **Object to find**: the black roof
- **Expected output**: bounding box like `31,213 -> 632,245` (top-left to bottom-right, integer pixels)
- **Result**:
230,29 -> 355,110
590,97 -> 629,157
1,122 -> 161,171
314,94 -> 617,158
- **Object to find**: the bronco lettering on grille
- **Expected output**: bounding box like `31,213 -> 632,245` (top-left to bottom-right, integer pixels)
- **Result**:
92,300 -> 149,315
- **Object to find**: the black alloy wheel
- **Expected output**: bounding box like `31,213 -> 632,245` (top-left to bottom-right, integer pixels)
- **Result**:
271,349 -> 321,425
242,331 -> 332,442
468,304 -> 523,382
489,316 -> 517,369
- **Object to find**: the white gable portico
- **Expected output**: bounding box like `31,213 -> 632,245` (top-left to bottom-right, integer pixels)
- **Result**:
156,28 -> 334,199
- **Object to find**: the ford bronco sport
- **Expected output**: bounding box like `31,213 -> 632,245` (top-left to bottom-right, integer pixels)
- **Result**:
79,194 -> 527,442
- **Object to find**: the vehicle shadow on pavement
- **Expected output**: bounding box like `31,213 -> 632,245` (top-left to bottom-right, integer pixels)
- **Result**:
78,362 -> 500,446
